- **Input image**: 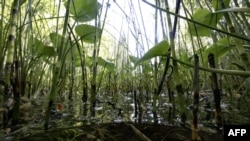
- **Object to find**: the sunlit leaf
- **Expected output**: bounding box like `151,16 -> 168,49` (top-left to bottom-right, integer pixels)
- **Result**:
129,55 -> 140,64
65,0 -> 101,22
28,37 -> 56,57
205,38 -> 231,56
85,56 -> 92,67
37,45 -> 56,57
179,51 -> 192,63
28,37 -> 44,50
212,0 -> 231,11
74,55 -> 83,67
75,24 -> 102,43
97,57 -> 115,71
202,38 -> 232,63
49,32 -> 78,64
49,32 -> 71,57
188,9 -> 221,36
50,32 -> 69,47
135,40 -> 169,65
85,56 -> 115,70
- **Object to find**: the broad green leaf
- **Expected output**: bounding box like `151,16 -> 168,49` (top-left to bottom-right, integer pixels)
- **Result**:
49,32 -> 71,55
50,32 -> 69,47
191,0 -> 230,36
212,0 -> 231,11
85,56 -> 115,70
74,56 -> 82,67
65,0 -> 101,22
129,55 -> 140,64
75,55 -> 94,67
188,9 -> 221,36
28,37 -> 44,50
85,56 -> 93,66
215,7 -> 250,13
179,51 -> 192,63
37,45 -> 56,57
135,40 -> 169,65
75,24 -> 102,43
97,57 -> 115,71
202,38 -> 232,63
49,32 -> 78,63
28,37 -> 56,57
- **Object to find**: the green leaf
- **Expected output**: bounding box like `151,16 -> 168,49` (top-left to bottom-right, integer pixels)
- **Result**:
85,56 -> 115,70
50,32 -> 71,54
188,9 -> 221,36
75,24 -> 102,43
212,0 -> 231,11
129,55 -> 140,64
28,37 -> 56,57
37,45 -> 57,57
85,56 -> 92,67
74,56 -> 82,67
135,40 -> 169,65
28,37 -> 44,50
65,0 -> 101,22
50,32 -> 69,47
49,32 -> 77,63
97,57 -> 115,71
202,38 -> 232,63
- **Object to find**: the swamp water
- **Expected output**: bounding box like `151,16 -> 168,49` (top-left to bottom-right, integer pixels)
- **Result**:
1,90 -> 250,141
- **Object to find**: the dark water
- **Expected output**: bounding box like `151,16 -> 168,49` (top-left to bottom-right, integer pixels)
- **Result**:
1,90 -> 250,140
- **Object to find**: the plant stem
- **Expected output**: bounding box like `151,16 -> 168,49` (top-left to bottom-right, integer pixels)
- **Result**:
208,53 -> 223,133
192,54 -> 200,140
168,55 -> 250,77
3,0 -> 21,129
